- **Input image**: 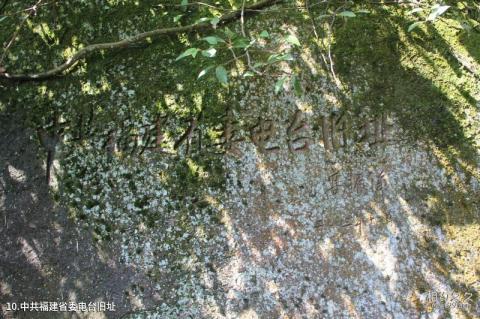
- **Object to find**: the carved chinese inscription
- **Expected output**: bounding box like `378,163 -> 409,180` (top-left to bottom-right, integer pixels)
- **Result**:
221,110 -> 244,155
286,110 -> 309,152
250,118 -> 280,152
64,105 -> 394,159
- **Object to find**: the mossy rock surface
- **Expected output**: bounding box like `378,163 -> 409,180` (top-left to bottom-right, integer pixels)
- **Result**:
0,1 -> 479,318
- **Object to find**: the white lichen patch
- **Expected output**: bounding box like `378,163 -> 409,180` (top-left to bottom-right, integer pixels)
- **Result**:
53,56 -> 480,319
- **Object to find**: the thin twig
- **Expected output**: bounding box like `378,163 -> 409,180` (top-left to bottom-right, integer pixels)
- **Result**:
240,0 -> 262,75
324,2 -> 345,87
305,0 -> 319,39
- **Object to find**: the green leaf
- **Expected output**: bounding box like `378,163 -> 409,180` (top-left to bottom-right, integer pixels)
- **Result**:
201,48 -> 217,58
232,38 -> 250,49
180,0 -> 188,12
292,75 -> 302,96
210,17 -> 220,27
280,53 -> 294,61
275,77 -> 287,94
267,53 -> 294,64
203,36 -> 223,45
173,14 -> 183,23
259,30 -> 270,38
285,34 -> 301,47
356,9 -> 370,14
195,17 -> 210,24
408,21 -> 423,32
460,21 -> 472,32
175,48 -> 200,61
223,27 -> 236,39
338,11 -> 356,18
243,71 -> 254,78
0,16 -> 7,23
198,66 -> 214,79
317,14 -> 331,20
267,54 -> 280,63
408,8 -> 423,15
215,66 -> 228,85
253,62 -> 265,68
427,5 -> 450,21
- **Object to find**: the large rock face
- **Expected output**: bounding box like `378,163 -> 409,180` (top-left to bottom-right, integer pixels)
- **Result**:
218,98 -> 478,318
113,92 -> 480,318
118,78 -> 479,318
1,1 -> 479,318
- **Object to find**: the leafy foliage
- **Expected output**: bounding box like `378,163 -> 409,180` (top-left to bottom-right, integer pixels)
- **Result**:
408,3 -> 451,32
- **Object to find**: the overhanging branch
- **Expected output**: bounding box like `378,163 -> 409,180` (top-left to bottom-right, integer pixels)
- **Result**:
0,0 -> 281,81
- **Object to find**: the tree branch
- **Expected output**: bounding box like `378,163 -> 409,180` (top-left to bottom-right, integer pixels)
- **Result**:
0,0 -> 281,81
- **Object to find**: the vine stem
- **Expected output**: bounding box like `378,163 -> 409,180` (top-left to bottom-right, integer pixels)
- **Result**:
0,0 -> 281,81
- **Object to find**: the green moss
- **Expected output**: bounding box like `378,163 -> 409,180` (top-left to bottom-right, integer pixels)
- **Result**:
331,4 -> 479,173
1,3 -> 479,313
